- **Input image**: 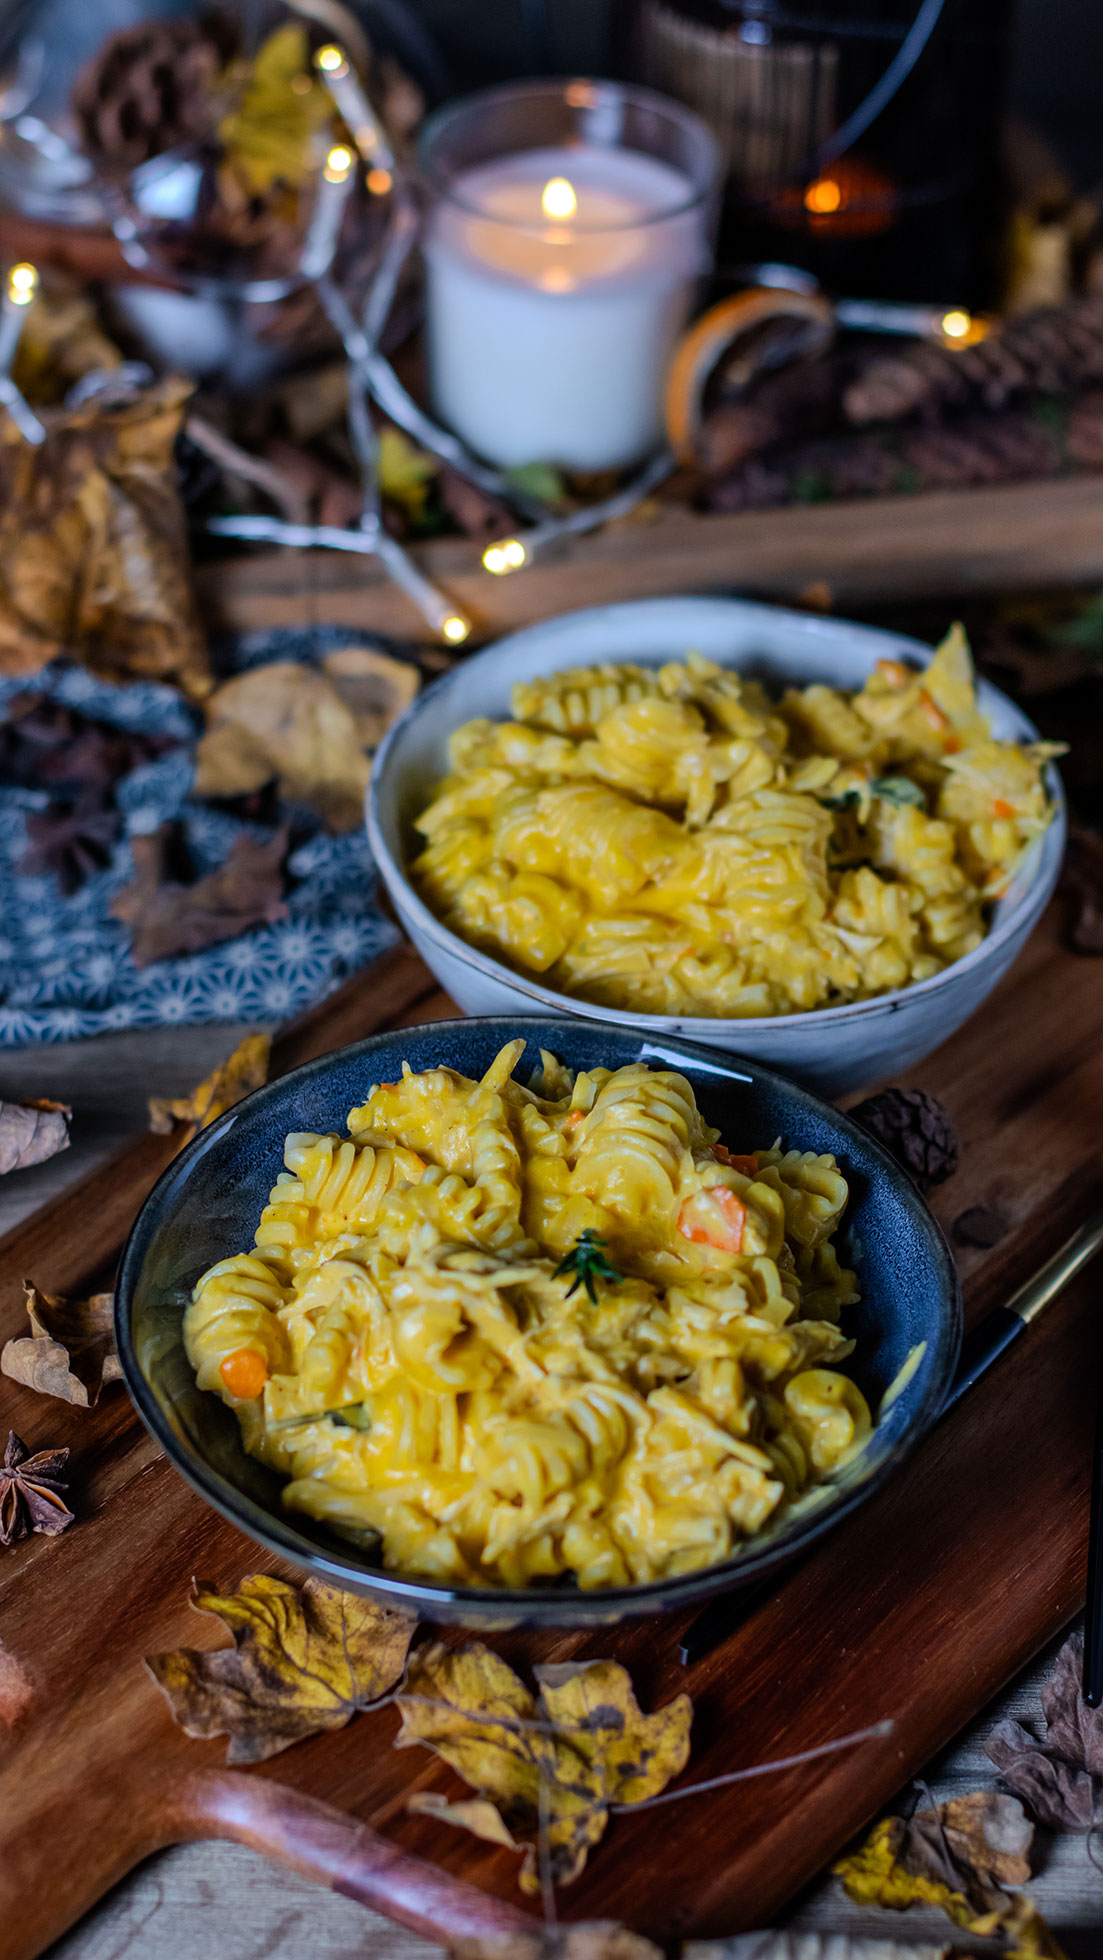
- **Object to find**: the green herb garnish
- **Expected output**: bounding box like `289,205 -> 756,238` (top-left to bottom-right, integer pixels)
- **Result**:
871,775 -> 926,809
270,1404 -> 372,1434
553,1231 -> 624,1304
819,787 -> 861,813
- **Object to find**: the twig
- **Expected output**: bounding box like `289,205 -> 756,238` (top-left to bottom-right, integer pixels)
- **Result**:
185,415 -> 310,525
619,1719 -> 896,1813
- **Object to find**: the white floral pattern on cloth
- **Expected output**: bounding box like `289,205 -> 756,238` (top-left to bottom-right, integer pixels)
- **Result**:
0,628 -> 399,1045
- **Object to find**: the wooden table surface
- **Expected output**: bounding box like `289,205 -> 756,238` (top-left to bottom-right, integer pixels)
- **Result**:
0,1009 -> 1096,1960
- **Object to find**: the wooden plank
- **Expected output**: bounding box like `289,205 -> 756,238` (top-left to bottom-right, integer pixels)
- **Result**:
195,475 -> 1103,645
0,909 -> 1100,1958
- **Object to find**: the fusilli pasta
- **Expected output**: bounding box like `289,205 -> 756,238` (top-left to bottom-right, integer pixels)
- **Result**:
412,627 -> 1061,1018
186,1043 -> 870,1589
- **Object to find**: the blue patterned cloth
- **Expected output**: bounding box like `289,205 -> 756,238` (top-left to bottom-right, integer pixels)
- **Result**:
0,627 -> 399,1045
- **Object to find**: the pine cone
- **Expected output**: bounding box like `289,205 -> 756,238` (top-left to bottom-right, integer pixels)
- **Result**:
849,1087 -> 959,1192
845,296 -> 1103,428
72,16 -> 235,169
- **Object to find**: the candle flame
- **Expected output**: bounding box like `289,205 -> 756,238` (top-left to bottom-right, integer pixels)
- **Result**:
541,177 -> 577,222
7,262 -> 37,307
324,145 -> 354,183
315,44 -> 348,77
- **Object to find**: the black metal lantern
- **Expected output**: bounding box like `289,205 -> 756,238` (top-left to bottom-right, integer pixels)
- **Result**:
629,0 -> 1013,305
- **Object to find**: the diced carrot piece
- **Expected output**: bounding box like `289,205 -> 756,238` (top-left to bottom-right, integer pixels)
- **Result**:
945,736 -> 962,754
678,1187 -> 746,1253
875,659 -> 910,689
992,798 -> 1015,820
918,690 -> 950,733
711,1144 -> 758,1176
563,1110 -> 584,1136
220,1348 -> 269,1400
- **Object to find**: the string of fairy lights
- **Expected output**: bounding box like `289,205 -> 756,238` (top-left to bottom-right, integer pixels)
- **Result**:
0,37 -> 993,644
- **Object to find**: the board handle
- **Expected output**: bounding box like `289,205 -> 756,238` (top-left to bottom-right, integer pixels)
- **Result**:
178,1770 -> 535,1942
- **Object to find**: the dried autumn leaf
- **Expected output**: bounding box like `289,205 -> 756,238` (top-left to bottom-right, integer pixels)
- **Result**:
0,1099 -> 70,1175
11,277 -> 122,407
987,1629 -> 1103,1832
0,1431 -> 73,1546
410,1791 -> 523,1850
451,1927 -> 664,1960
111,826 -> 288,966
194,662 -> 371,832
686,1939 -> 950,1959
320,646 -> 419,750
148,1031 -> 271,1141
1,1283 -> 120,1407
378,427 -> 438,523
0,380 -> 211,697
147,1572 -> 416,1762
834,1796 -> 1064,1958
395,1642 -> 692,1893
219,23 -> 334,196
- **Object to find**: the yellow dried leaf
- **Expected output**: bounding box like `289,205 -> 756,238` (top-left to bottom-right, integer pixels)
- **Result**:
194,661 -> 372,832
396,1641 -> 692,1892
1,1282 -> 119,1407
377,427 -> 438,522
148,1032 -> 271,1142
835,1803 -> 1066,1958
321,645 -> 419,750
147,1572 -> 416,1763
219,24 -> 334,196
409,1791 -> 522,1850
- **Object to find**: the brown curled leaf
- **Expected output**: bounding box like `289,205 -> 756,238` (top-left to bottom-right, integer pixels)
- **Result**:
0,380 -> 211,697
986,1628 -> 1103,1831
194,661 -> 371,832
146,1572 -> 417,1763
111,826 -> 288,966
148,1031 -> 271,1143
396,1642 -> 692,1893
1,1282 -> 119,1406
320,646 -> 419,752
0,1099 -> 70,1176
834,1794 -> 1063,1956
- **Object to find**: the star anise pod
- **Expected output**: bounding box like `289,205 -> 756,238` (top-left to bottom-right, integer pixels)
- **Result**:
0,1430 -> 73,1546
849,1086 -> 959,1193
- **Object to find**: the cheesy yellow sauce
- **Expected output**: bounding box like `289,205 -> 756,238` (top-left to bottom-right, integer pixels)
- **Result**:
412,626 -> 1060,1019
185,1042 -> 871,1589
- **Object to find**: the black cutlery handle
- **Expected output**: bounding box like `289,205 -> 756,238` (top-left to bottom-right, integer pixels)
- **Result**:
942,1307 -> 1024,1415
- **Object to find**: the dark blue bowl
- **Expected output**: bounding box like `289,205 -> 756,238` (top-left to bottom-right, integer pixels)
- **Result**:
116,1017 -> 960,1629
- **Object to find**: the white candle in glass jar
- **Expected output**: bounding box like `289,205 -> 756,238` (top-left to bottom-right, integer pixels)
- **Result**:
424,145 -> 706,471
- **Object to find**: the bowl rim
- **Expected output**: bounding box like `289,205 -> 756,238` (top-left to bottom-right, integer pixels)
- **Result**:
367,595 -> 1067,1036
115,1012 -> 962,1619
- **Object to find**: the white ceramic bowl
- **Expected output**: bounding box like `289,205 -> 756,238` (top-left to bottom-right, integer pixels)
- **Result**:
368,597 -> 1065,1097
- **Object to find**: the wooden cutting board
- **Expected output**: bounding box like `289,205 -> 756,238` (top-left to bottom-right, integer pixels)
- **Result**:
1,913 -> 1101,1960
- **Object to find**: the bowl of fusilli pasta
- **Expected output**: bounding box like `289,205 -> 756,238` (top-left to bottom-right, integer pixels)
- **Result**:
117,1016 -> 959,1626
368,596 -> 1065,1097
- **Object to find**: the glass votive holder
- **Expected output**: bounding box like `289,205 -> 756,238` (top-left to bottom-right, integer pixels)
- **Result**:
419,77 -> 719,474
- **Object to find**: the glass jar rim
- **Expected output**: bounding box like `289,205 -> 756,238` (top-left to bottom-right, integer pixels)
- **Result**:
418,77 -> 719,236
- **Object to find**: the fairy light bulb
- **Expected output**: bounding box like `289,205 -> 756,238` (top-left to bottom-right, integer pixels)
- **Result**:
442,614 -> 470,643
541,177 -> 577,222
315,44 -> 348,77
7,263 -> 37,306
324,145 -> 354,183
482,539 -> 528,575
941,310 -> 971,339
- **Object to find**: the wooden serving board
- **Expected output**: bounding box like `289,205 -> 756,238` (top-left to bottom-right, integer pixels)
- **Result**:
1,913 -> 1101,1960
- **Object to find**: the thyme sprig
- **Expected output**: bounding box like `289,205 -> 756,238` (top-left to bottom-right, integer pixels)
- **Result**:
270,1404 -> 372,1434
553,1230 -> 624,1305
